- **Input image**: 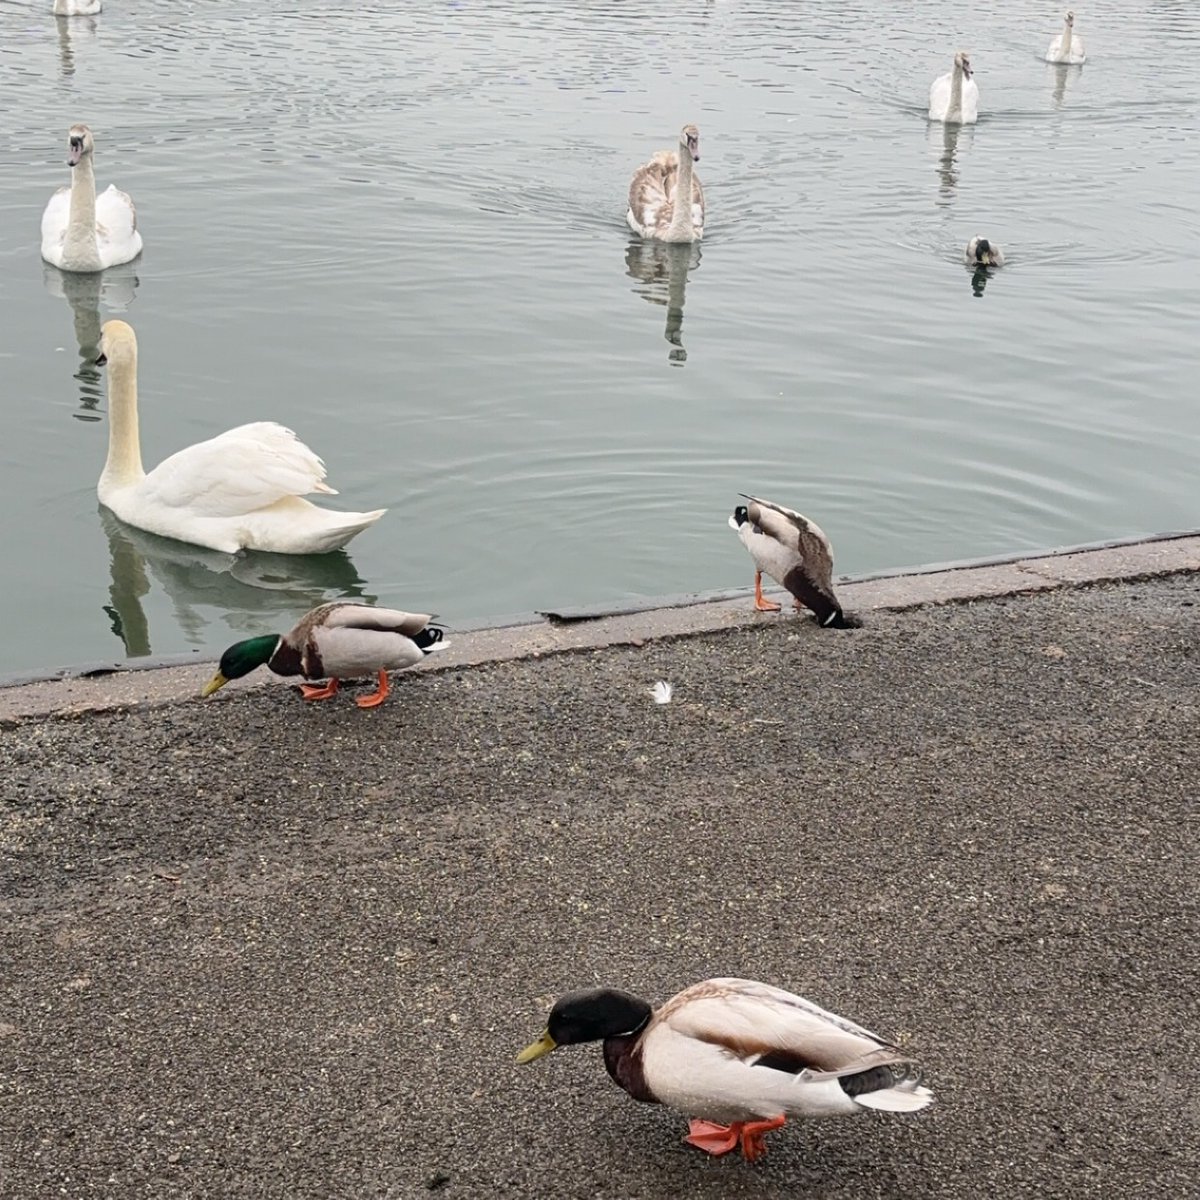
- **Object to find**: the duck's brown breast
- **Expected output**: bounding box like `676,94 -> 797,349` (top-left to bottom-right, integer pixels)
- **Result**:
603,1033 -> 658,1105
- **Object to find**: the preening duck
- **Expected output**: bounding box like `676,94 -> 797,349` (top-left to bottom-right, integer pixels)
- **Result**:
728,495 -> 857,627
928,52 -> 979,125
626,124 -> 705,243
41,124 -> 140,272
518,977 -> 933,1161
94,321 -> 386,555
201,603 -> 447,708
965,236 -> 1004,266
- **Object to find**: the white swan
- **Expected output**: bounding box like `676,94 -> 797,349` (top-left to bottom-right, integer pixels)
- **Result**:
929,52 -> 979,125
95,321 -> 387,555
54,0 -> 102,13
627,124 -> 705,243
965,237 -> 1004,267
1045,10 -> 1086,64
41,124 -> 141,272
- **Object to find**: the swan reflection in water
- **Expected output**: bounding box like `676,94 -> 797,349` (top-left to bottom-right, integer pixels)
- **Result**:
100,507 -> 375,658
43,263 -> 138,421
625,239 -> 701,365
931,122 -> 972,205
1050,62 -> 1075,109
55,11 -> 98,79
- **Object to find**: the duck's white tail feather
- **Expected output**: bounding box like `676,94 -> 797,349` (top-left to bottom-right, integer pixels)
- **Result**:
854,1083 -> 934,1113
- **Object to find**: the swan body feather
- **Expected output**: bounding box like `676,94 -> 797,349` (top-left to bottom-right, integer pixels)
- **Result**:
41,125 -> 141,272
54,0 -> 102,13
1046,11 -> 1086,64
96,321 -> 385,555
929,52 -> 979,125
627,125 -> 705,243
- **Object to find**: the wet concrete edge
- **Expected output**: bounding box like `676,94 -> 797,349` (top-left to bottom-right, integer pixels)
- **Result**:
1,532 -> 1196,725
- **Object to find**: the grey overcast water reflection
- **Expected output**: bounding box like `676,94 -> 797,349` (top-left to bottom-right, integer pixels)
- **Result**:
1,1 -> 1197,673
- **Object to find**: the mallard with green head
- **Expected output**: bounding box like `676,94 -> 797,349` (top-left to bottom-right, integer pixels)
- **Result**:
728,494 -> 860,627
518,977 -> 932,1161
201,602 -> 447,709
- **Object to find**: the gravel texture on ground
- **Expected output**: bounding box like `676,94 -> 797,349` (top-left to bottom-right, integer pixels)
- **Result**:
1,574 -> 1197,1199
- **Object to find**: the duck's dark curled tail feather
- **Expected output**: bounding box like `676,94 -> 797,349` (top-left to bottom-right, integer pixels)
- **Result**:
839,1062 -> 920,1098
413,625 -> 446,653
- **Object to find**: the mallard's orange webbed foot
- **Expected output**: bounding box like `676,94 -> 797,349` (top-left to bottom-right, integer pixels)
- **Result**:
754,571 -> 782,613
300,678 -> 340,701
739,1115 -> 786,1161
684,1119 -> 741,1156
356,669 -> 391,709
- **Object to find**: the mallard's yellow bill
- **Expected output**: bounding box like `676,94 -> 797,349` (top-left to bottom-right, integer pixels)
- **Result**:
201,672 -> 229,698
516,1031 -> 557,1063
980,252 -> 992,265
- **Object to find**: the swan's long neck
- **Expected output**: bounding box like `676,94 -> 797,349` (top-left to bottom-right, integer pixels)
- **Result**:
101,351 -> 146,491
64,154 -> 101,269
948,63 -> 964,121
1060,17 -> 1073,56
666,143 -> 696,241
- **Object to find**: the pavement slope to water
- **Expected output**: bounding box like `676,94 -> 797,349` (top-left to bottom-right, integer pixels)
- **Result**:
1,573 -> 1197,1199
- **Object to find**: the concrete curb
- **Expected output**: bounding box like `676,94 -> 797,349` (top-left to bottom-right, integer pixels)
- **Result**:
1,532 -> 1196,725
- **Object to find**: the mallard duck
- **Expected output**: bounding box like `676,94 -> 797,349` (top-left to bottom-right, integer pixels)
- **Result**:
201,602 -> 447,708
1045,10 -> 1086,64
518,977 -> 933,1161
626,124 -> 705,243
965,236 -> 1004,267
42,124 -> 140,272
928,51 -> 979,125
728,495 -> 857,627
95,321 -> 386,554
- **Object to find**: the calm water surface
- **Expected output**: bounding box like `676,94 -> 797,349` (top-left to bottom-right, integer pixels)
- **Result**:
0,0 -> 1197,673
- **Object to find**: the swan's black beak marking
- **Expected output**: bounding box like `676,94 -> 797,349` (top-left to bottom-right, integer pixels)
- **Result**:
94,352 -> 107,366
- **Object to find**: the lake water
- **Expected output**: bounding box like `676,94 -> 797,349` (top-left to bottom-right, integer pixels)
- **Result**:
0,0 -> 1197,676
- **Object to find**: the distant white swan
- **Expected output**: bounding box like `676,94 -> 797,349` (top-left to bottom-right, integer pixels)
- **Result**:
929,52 -> 979,125
965,237 -> 1004,267
1045,10 -> 1086,64
627,124 -> 705,243
95,321 -> 387,555
54,0 -> 102,13
41,124 -> 141,272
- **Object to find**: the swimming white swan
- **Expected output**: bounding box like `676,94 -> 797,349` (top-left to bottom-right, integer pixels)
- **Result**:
41,124 -> 141,272
95,321 -> 387,555
1045,10 -> 1086,64
627,124 -> 705,243
54,0 -> 102,13
929,52 -> 979,125
965,237 -> 1004,267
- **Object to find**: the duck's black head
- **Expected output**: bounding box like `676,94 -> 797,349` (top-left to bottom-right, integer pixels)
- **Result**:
973,238 -> 993,262
731,505 -> 749,527
517,988 -> 652,1062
